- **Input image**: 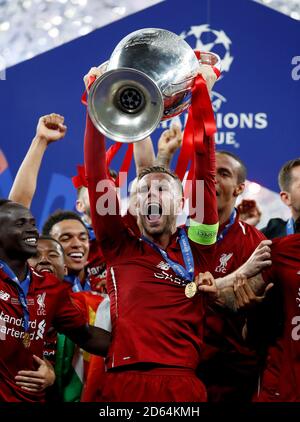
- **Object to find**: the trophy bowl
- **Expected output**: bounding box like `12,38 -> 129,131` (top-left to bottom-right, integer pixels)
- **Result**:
88,28 -> 219,143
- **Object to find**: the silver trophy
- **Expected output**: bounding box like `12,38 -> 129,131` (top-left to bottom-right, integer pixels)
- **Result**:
88,28 -> 220,143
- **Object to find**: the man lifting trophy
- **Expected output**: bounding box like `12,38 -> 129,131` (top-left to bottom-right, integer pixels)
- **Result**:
86,28 -> 221,143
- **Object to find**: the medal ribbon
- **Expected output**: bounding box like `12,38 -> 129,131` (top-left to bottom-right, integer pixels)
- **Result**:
175,50 -> 217,181
86,223 -> 96,241
0,260 -> 31,332
286,217 -> 295,235
64,274 -> 91,293
217,209 -> 237,243
141,228 -> 194,285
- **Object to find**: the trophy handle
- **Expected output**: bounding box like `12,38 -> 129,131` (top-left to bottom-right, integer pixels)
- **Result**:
198,51 -> 221,72
162,51 -> 221,97
97,60 -> 109,74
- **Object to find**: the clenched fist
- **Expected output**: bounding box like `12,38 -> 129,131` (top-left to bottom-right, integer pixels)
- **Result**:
35,113 -> 67,145
158,125 -> 182,157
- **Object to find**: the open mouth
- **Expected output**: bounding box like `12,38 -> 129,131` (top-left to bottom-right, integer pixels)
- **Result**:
68,252 -> 85,262
38,267 -> 54,274
24,237 -> 38,247
146,203 -> 162,223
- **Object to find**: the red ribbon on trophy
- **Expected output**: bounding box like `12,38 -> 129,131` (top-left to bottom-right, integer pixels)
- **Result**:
81,48 -> 219,190
175,50 -> 218,188
72,164 -> 88,189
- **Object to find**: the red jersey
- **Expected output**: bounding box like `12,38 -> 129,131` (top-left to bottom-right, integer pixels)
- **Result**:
104,229 -> 212,370
0,267 -> 86,402
86,215 -> 139,292
212,215 -> 265,278
256,234 -> 300,402
198,214 -> 266,401
84,114 -> 218,372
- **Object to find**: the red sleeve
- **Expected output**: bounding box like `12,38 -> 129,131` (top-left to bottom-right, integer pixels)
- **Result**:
191,134 -> 218,226
261,238 -> 280,284
84,113 -> 127,253
52,283 -> 87,333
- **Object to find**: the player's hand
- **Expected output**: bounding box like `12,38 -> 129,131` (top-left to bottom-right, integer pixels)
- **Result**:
15,355 -> 55,392
240,239 -> 272,278
196,271 -> 219,302
237,199 -> 262,227
158,124 -> 182,158
83,65 -> 106,92
198,64 -> 217,92
233,273 -> 274,310
35,113 -> 67,145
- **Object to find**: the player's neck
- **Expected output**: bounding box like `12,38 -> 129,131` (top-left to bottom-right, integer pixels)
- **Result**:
218,204 -> 235,226
0,254 -> 27,281
68,267 -> 86,282
291,209 -> 300,223
143,230 -> 174,250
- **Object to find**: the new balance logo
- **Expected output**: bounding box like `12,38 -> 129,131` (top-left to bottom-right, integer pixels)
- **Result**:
0,291 -> 10,301
157,261 -> 170,271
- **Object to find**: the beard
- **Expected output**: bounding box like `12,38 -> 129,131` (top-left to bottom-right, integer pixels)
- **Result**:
138,213 -> 176,239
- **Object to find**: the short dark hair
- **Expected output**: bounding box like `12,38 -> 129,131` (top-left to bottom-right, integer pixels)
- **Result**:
42,210 -> 87,236
38,235 -> 65,256
108,168 -> 118,180
278,158 -> 300,191
138,166 -> 183,194
217,150 -> 247,184
0,200 -> 29,217
0,199 -> 12,209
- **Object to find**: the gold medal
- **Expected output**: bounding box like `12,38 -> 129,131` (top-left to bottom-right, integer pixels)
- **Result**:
23,332 -> 31,348
185,281 -> 197,298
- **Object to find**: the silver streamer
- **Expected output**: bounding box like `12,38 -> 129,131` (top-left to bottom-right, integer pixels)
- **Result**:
0,0 -> 298,72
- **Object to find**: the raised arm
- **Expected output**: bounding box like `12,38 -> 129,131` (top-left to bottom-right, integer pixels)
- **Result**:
9,114 -> 67,208
84,113 -> 126,247
155,124 -> 182,169
133,137 -> 155,175
187,133 -> 218,244
187,64 -> 219,245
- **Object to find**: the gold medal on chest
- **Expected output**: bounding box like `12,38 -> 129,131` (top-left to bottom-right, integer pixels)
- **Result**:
185,281 -> 197,298
22,332 -> 31,348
